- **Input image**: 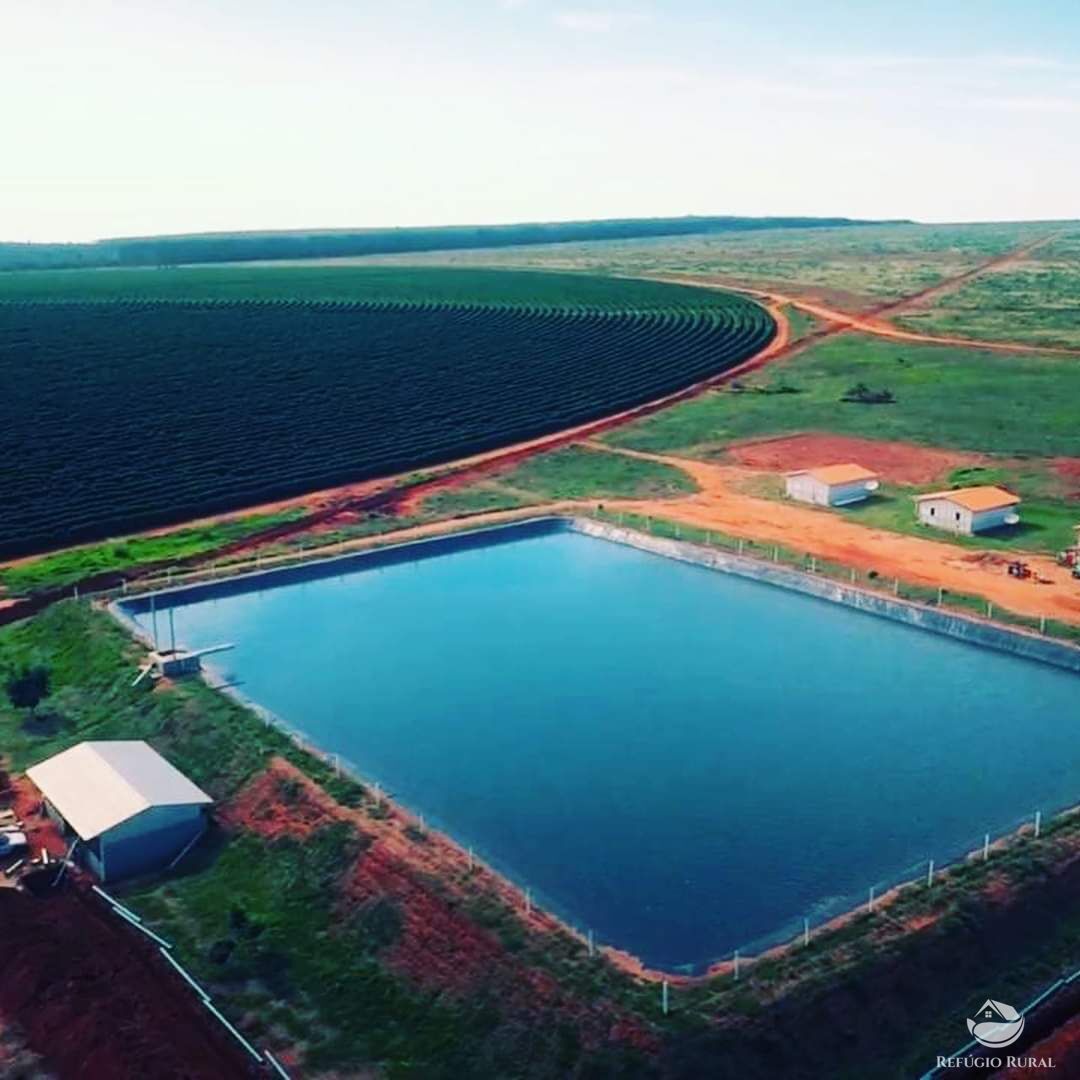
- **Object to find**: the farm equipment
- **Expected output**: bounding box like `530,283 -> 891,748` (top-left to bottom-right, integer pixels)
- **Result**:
1007,561 -> 1032,579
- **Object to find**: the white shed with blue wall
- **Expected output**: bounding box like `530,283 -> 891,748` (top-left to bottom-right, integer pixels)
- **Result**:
914,486 -> 1021,536
26,741 -> 212,881
785,464 -> 880,507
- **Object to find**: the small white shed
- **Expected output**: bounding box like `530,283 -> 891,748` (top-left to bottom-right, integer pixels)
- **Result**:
26,741 -> 212,881
785,464 -> 880,507
914,486 -> 1021,535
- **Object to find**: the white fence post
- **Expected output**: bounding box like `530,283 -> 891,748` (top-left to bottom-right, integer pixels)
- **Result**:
661,979 -> 669,1015
927,859 -> 935,887
1034,810 -> 1042,839
868,885 -> 875,913
983,833 -> 990,861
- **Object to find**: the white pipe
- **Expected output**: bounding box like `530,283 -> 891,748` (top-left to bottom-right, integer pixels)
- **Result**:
159,946 -> 211,1001
203,1000 -> 263,1062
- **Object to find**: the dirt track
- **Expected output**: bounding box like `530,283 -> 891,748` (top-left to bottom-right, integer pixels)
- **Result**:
873,230 -> 1061,316
650,228 -> 1080,361
597,445 -> 1080,625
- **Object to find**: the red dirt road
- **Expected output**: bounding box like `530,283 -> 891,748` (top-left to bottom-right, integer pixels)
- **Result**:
872,230 -> 1062,317
650,231 -> 1080,359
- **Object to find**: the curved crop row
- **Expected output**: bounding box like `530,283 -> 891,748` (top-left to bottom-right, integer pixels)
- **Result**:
0,291 -> 774,557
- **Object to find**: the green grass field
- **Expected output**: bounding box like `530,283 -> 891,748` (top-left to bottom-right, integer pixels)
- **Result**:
350,221 -> 1071,309
895,230 -> 1080,349
604,333 -> 1080,459
0,511 -> 304,595
495,446 -> 697,501
420,447 -> 695,517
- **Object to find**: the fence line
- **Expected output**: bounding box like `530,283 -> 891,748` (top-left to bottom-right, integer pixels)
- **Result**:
90,887 -> 291,1075
91,512 -> 1080,1015
81,509 -> 1079,651
594,508 -> 1080,649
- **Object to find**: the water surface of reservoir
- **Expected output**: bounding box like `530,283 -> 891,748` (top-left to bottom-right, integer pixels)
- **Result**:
122,522 -> 1080,971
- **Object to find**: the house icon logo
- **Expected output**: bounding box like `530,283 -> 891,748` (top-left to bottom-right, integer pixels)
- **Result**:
967,999 -> 1025,1048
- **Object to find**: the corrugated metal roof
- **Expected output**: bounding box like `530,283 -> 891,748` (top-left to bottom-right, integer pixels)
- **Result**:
26,741 -> 211,841
914,486 -> 1021,512
787,463 -> 879,485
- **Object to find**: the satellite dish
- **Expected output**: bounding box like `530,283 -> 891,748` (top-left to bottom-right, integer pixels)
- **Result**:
1004,512 -> 1020,526
865,479 -> 880,491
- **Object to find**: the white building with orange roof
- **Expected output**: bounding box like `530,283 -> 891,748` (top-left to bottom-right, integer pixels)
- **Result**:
914,486 -> 1021,536
784,463 -> 880,507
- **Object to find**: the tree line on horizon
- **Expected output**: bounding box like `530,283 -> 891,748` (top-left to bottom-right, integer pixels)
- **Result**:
0,214 -> 906,272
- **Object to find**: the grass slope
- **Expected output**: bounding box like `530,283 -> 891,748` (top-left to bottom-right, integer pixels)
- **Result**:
0,511 -> 303,595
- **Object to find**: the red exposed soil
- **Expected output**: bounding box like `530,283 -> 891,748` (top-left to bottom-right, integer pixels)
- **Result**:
993,1012 -> 1080,1078
1052,458 -> 1080,502
0,886 -> 250,1079
225,758 -> 660,1053
722,432 -> 984,485
0,770 -> 249,1079
220,767 -> 337,839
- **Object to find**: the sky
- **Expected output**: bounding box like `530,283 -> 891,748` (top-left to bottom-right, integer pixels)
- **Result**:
4,0 -> 1079,241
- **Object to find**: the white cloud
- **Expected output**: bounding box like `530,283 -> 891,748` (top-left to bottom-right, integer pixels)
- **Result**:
554,9 -> 651,33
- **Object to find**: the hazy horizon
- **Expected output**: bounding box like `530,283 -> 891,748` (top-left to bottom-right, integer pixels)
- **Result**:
6,1 -> 1078,243
7,213 -> 1080,250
